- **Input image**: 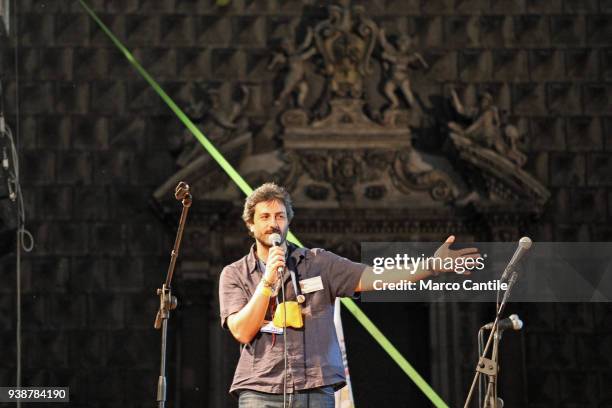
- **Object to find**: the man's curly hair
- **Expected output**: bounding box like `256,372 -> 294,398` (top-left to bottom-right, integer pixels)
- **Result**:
242,183 -> 294,228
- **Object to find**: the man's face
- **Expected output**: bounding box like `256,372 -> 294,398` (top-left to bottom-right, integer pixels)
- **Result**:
249,199 -> 289,247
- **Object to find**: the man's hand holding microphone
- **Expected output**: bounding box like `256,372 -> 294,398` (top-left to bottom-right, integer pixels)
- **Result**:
262,233 -> 286,292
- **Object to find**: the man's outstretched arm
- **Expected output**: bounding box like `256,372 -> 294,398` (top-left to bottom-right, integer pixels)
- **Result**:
355,236 -> 480,292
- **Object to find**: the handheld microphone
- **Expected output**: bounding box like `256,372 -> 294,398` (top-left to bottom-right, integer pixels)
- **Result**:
501,237 -> 532,281
483,314 -> 523,331
269,232 -> 282,247
269,233 -> 284,275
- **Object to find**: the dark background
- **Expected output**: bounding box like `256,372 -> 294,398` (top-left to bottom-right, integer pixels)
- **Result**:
1,0 -> 611,407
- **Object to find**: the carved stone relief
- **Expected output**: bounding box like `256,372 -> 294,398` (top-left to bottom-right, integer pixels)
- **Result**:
154,0 -> 550,238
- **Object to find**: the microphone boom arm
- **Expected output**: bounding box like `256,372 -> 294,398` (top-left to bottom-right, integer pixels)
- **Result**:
153,182 -> 193,408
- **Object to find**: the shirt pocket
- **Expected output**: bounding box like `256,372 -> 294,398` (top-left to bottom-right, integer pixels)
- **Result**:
303,287 -> 332,319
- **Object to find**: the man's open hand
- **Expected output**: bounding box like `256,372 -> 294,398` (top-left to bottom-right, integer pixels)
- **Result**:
432,235 -> 481,274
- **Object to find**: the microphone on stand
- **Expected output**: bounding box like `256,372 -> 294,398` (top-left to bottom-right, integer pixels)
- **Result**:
483,314 -> 523,331
465,240 -> 531,408
501,237 -> 532,282
269,232 -> 305,304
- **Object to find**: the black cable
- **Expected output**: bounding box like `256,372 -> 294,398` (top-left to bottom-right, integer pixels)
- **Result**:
7,5 -> 34,403
279,268 -> 289,407
3,125 -> 33,252
11,2 -> 23,405
261,254 -> 291,407
478,327 -> 484,408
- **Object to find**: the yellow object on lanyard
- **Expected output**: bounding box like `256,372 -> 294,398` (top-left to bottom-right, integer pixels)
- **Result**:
272,301 -> 303,329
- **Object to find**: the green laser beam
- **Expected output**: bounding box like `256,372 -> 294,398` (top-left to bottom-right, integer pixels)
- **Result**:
78,1 -> 449,406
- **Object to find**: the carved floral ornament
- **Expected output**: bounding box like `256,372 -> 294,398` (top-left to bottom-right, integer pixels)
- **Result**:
166,0 -> 549,214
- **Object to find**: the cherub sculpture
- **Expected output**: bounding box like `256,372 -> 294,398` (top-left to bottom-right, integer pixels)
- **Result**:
379,29 -> 428,109
448,88 -> 526,167
268,27 -> 316,108
504,125 -> 527,167
176,84 -> 250,167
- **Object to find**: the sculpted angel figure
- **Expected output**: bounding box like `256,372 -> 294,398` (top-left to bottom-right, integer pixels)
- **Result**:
448,89 -> 503,150
448,89 -> 526,167
176,84 -> 250,167
379,29 -> 428,109
504,125 -> 527,167
268,27 -> 316,108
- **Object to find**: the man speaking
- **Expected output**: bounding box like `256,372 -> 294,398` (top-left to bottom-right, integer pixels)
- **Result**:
219,183 -> 477,407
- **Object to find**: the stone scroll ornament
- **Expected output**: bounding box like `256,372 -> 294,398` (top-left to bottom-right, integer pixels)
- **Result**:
446,87 -> 549,207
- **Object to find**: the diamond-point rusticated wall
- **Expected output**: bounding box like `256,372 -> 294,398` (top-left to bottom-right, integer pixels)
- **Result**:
0,0 -> 611,407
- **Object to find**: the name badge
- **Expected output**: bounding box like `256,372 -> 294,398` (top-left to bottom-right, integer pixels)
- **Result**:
260,321 -> 283,335
299,276 -> 324,294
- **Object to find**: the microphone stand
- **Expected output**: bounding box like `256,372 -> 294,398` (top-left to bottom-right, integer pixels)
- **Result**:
153,182 -> 192,408
463,268 -> 520,408
481,328 -> 502,408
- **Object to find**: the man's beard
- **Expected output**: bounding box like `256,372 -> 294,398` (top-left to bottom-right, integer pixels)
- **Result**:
255,227 -> 288,248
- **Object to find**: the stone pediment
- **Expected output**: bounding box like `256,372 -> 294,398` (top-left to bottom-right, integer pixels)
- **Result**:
153,0 -> 549,232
